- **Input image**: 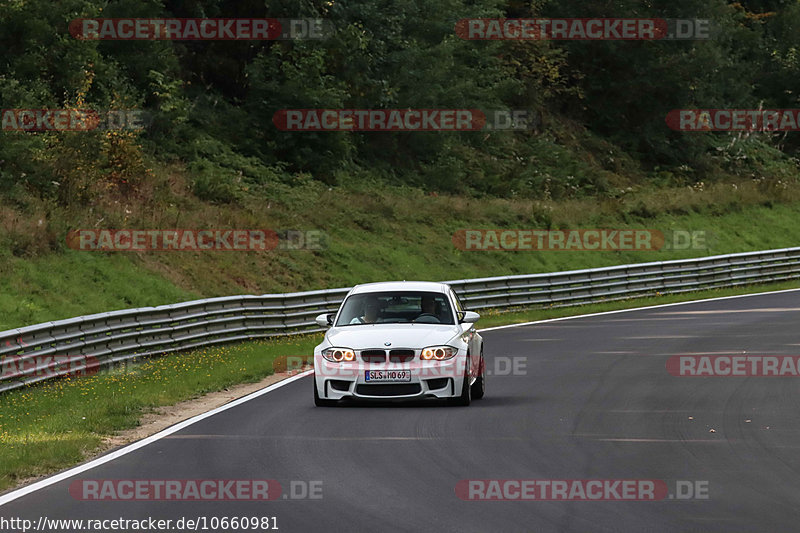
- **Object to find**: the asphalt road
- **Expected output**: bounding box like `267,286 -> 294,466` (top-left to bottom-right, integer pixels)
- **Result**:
3,290 -> 800,532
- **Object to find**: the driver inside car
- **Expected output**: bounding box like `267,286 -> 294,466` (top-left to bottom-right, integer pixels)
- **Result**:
416,294 -> 440,322
350,297 -> 381,324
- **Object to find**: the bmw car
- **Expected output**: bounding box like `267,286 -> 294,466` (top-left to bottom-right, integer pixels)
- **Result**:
313,281 -> 485,406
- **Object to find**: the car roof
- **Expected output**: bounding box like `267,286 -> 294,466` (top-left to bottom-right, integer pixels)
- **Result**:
349,281 -> 450,295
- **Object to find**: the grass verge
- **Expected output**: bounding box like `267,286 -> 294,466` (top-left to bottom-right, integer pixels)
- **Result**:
1,278 -> 800,493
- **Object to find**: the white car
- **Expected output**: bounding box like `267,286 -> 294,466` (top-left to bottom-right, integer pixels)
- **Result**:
312,281 -> 485,406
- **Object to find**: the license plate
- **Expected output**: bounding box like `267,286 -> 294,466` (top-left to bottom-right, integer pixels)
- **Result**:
364,370 -> 412,382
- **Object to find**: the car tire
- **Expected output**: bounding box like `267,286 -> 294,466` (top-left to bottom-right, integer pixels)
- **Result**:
450,359 -> 472,406
313,377 -> 336,407
471,352 -> 485,400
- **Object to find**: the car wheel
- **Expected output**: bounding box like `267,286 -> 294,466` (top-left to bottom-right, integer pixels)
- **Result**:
313,377 -> 336,407
471,352 -> 485,400
450,359 -> 472,406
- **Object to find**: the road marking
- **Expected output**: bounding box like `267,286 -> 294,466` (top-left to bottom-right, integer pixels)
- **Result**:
625,335 -> 698,339
165,435 -> 532,441
572,434 -> 722,442
592,438 -> 722,443
166,435 -> 455,441
658,351 -> 747,356
601,409 -> 702,413
590,317 -> 698,321
653,307 -> 800,315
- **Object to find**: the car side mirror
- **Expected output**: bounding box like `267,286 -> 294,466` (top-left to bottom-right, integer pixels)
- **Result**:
316,313 -> 334,328
460,311 -> 480,324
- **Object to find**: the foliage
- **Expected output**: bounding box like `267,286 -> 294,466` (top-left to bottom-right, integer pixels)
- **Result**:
1,0 -> 799,205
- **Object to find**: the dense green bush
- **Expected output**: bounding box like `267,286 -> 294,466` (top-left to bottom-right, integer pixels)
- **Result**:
1,0 -> 799,206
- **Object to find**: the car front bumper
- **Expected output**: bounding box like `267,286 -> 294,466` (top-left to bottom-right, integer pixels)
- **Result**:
314,356 -> 467,401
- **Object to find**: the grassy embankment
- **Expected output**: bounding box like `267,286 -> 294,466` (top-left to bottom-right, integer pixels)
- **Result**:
2,172 -> 800,331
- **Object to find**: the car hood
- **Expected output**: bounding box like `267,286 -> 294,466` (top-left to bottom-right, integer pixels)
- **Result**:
324,323 -> 462,350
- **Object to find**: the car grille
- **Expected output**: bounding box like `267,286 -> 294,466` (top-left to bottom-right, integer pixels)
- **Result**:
360,349 -> 386,363
360,349 -> 417,363
355,384 -> 422,396
328,380 -> 351,392
425,378 -> 450,390
389,349 -> 415,363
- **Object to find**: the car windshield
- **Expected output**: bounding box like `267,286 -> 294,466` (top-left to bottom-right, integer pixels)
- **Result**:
335,291 -> 455,326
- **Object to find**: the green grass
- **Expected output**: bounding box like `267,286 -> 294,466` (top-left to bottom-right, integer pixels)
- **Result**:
2,279 -> 800,494
0,250 -> 198,332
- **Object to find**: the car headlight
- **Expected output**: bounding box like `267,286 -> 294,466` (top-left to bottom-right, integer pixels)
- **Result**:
322,347 -> 356,362
421,346 -> 457,360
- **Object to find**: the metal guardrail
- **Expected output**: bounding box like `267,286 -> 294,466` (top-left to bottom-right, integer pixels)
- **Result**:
2,247 -> 800,393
